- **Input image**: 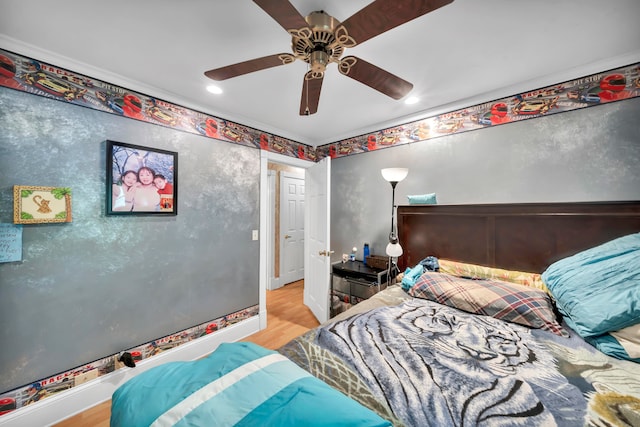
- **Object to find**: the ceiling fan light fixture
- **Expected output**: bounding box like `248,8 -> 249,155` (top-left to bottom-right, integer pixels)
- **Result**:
310,50 -> 329,73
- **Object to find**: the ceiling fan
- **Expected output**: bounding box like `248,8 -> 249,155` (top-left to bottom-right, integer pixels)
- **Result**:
204,0 -> 454,115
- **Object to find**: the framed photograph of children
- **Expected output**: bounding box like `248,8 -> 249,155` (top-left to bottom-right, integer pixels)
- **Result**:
106,140 -> 178,215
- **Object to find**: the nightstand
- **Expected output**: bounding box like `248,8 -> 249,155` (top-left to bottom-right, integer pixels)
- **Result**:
331,260 -> 388,317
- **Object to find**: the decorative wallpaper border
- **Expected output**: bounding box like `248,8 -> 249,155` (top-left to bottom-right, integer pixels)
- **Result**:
0,48 -> 317,161
1,48 -> 638,163
316,62 -> 640,159
0,48 -> 638,162
0,305 -> 259,416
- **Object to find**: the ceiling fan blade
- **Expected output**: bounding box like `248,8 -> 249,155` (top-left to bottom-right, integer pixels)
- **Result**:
337,0 -> 453,46
339,56 -> 412,100
253,0 -> 311,35
299,72 -> 323,116
204,53 -> 295,80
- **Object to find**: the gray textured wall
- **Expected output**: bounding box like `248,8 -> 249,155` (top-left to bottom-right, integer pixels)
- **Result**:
0,88 -> 260,393
331,98 -> 640,262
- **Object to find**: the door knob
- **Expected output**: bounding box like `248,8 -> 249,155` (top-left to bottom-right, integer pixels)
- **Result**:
318,250 -> 335,256
284,234 -> 291,239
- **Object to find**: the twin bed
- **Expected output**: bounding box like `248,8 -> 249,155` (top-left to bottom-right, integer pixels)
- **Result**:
110,201 -> 640,426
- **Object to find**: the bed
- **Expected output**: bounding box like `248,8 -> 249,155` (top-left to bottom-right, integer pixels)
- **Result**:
111,201 -> 640,427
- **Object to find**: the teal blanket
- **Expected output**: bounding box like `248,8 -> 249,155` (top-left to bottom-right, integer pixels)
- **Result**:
111,342 -> 390,427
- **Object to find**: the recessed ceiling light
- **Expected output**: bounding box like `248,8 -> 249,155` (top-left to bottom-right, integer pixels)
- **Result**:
404,96 -> 419,105
206,85 -> 223,95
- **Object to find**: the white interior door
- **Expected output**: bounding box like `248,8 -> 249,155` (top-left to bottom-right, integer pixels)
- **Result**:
304,156 -> 331,323
280,171 -> 304,286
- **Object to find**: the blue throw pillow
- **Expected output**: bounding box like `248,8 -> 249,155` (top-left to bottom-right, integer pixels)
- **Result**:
401,264 -> 425,291
407,193 -> 437,205
541,232 -> 640,339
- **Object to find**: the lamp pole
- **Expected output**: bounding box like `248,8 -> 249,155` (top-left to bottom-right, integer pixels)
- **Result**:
389,181 -> 398,242
381,167 -> 408,283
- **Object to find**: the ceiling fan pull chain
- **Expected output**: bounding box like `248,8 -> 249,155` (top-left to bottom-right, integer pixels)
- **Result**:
303,65 -> 310,116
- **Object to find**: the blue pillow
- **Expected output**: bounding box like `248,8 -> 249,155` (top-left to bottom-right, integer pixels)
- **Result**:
541,232 -> 640,338
586,333 -> 640,363
407,193 -> 437,204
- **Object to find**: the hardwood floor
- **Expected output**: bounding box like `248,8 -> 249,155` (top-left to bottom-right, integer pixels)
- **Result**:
240,280 -> 319,350
53,280 -> 318,427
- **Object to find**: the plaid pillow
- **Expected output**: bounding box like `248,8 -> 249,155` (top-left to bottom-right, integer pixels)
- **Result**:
409,272 -> 568,337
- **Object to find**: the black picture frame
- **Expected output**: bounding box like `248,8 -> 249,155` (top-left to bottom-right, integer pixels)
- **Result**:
106,140 -> 178,215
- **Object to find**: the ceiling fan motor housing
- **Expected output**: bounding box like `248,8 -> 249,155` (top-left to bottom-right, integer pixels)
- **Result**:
307,11 -> 337,44
292,11 -> 344,74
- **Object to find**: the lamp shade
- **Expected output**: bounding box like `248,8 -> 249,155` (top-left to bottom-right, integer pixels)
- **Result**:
386,241 -> 403,257
381,168 -> 408,183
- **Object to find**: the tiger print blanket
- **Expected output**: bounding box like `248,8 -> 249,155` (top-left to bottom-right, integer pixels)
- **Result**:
279,291 -> 640,427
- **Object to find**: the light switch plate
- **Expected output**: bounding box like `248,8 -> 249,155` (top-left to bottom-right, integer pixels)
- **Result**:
252,230 -> 259,240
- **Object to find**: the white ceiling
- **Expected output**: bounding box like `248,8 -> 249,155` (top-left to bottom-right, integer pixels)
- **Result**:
1,0 -> 639,146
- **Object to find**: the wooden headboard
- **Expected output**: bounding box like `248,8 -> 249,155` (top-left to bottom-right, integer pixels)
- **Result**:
397,201 -> 640,273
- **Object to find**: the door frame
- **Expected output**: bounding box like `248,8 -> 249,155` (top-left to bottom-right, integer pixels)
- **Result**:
267,169 -> 277,290
259,151 -> 315,330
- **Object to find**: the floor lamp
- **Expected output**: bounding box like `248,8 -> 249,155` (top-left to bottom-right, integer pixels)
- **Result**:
381,167 -> 408,283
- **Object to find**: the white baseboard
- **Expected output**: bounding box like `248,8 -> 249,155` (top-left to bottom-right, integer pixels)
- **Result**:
0,316 -> 261,427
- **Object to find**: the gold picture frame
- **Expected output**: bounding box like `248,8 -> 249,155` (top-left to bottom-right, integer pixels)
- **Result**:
13,185 -> 72,224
